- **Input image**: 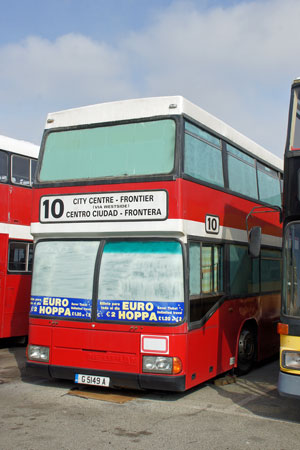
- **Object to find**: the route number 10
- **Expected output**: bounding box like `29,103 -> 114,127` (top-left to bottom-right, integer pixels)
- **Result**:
205,215 -> 220,234
42,198 -> 65,220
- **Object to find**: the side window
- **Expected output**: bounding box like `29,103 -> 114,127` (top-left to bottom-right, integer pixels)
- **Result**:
257,163 -> 281,207
0,150 -> 8,183
189,243 -> 201,296
229,245 -> 281,295
189,242 -> 223,323
28,244 -> 34,271
30,159 -> 37,185
8,242 -> 33,272
184,122 -> 224,188
227,144 -> 258,199
261,249 -> 282,292
11,155 -> 30,185
202,246 -> 223,294
229,245 -> 259,295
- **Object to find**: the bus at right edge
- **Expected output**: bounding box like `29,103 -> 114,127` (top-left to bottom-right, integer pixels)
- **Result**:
278,78 -> 300,398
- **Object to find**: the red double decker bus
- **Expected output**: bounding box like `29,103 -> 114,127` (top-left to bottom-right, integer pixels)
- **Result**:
27,96 -> 282,391
0,134 -> 39,339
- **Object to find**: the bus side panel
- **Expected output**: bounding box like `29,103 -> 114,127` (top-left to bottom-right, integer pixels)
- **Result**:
186,303 -> 241,390
180,179 -> 281,237
186,322 -> 219,389
0,235 -> 8,337
0,185 -> 9,223
9,185 -> 33,225
2,274 -> 31,337
186,296 -> 279,390
257,293 -> 280,361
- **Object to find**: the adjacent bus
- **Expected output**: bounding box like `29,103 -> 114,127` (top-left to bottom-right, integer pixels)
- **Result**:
0,134 -> 39,339
27,96 -> 282,391
278,78 -> 300,398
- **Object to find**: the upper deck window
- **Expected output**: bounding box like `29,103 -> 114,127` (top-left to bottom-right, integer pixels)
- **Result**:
227,144 -> 258,199
257,163 -> 281,206
39,119 -> 176,182
12,155 -> 30,185
184,122 -> 224,187
0,150 -> 8,183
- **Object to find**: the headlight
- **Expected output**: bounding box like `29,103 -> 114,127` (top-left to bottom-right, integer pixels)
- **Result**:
142,356 -> 182,374
27,345 -> 50,363
282,350 -> 300,370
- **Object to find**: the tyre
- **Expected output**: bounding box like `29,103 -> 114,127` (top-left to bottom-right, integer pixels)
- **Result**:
236,326 -> 257,376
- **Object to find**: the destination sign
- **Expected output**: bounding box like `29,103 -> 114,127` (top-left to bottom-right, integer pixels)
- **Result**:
40,190 -> 168,223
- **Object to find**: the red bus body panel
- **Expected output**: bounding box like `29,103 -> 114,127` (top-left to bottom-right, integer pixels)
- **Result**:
31,179 -> 281,237
28,292 -> 279,390
28,177 -> 281,390
0,182 -> 34,338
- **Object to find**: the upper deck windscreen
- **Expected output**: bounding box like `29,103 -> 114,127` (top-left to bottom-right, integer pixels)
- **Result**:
39,119 -> 176,182
289,86 -> 300,151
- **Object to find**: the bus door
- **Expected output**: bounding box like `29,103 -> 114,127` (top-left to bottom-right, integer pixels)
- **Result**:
3,240 -> 32,337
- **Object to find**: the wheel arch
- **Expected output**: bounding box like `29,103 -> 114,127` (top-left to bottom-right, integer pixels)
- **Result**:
234,318 -> 258,375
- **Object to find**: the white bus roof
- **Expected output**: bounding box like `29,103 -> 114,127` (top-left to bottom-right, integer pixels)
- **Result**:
0,134 -> 39,159
45,96 -> 283,171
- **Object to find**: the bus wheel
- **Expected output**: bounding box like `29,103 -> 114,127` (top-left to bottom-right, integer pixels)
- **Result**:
236,326 -> 256,375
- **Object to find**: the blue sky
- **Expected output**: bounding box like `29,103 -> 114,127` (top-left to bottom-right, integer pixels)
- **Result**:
0,0 -> 245,43
0,0 -> 299,157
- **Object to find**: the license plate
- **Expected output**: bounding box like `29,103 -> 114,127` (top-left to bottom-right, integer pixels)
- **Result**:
75,373 -> 110,387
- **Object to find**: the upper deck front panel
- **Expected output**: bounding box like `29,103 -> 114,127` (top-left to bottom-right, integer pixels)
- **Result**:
33,96 -> 282,246
44,96 -> 282,172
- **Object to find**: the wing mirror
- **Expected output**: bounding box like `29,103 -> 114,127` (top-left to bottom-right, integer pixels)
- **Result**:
248,226 -> 261,258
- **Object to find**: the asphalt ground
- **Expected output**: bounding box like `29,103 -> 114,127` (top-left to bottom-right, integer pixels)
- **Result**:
0,340 -> 300,450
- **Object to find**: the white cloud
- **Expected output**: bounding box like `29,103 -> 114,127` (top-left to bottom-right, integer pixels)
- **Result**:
124,0 -> 300,156
125,0 -> 299,79
0,34 -> 135,104
0,0 -> 299,155
0,33 -> 137,144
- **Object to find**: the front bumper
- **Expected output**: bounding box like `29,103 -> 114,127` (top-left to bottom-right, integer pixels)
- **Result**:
278,370 -> 300,399
27,362 -> 186,392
